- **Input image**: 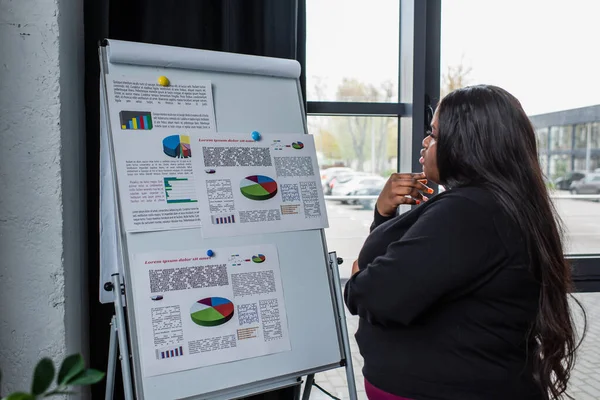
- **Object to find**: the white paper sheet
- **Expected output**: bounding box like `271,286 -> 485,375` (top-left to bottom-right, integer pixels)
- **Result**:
131,244 -> 291,377
190,133 -> 329,237
105,76 -> 217,232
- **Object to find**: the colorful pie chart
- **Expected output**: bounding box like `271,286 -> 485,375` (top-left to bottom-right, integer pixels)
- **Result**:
240,175 -> 278,201
252,254 -> 266,263
163,135 -> 191,158
292,141 -> 304,149
190,297 -> 234,327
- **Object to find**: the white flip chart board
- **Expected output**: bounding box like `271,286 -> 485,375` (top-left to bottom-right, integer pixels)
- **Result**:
99,39 -> 347,400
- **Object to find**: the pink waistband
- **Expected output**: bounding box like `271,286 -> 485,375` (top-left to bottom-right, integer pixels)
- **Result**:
364,379 -> 413,400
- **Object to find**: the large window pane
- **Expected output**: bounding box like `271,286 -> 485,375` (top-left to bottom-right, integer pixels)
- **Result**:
306,0 -> 399,102
441,0 -> 600,258
556,199 -> 600,254
309,116 -> 397,279
538,154 -> 549,178
593,123 -> 600,148
549,154 -> 571,180
536,127 -> 549,152
573,124 -> 598,172
550,125 -> 573,152
575,124 -> 589,150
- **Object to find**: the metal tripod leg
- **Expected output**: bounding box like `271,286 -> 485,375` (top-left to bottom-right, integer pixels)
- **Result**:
329,252 -> 358,400
301,373 -> 315,400
112,273 -> 135,400
105,316 -> 118,400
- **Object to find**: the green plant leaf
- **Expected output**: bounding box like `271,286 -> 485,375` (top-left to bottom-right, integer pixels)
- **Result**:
31,358 -> 55,395
4,392 -> 35,400
42,390 -> 76,397
57,354 -> 84,386
68,369 -> 105,386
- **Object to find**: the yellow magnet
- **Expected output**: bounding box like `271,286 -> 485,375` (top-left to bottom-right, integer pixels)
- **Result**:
158,76 -> 170,87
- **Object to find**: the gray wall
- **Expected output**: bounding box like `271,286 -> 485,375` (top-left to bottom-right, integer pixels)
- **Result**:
0,0 -> 87,395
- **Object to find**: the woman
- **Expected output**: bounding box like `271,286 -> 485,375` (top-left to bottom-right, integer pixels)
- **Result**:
344,85 -> 583,400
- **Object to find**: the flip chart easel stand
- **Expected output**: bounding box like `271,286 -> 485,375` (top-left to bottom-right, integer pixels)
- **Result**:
99,39 -> 359,400
105,273 -> 135,400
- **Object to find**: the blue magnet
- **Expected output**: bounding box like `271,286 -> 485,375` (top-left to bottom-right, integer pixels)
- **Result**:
206,249 -> 214,257
251,131 -> 261,141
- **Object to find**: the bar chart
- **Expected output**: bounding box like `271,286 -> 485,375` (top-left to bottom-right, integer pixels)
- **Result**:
155,345 -> 184,360
163,177 -> 198,204
211,214 -> 236,224
119,110 -> 153,130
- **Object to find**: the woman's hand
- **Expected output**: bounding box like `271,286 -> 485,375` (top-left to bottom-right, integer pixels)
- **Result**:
376,172 -> 433,216
351,259 -> 360,276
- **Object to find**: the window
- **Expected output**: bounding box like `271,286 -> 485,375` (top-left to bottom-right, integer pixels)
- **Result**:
309,116 -> 398,175
306,0 -> 399,103
550,125 -> 573,152
536,127 -> 549,152
538,154 -> 549,178
549,154 -> 571,180
308,115 -> 398,268
592,123 -> 600,148
441,0 -> 600,255
305,3 -> 405,395
575,124 -> 589,150
306,0 -> 403,283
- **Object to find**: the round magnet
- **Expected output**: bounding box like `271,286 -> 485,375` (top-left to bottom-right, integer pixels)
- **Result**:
206,249 -> 214,257
251,131 -> 261,141
158,76 -> 170,87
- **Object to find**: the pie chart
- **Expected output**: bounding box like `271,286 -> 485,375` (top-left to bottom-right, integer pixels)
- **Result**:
252,254 -> 266,263
240,175 -> 278,201
163,135 -> 192,158
190,297 -> 234,327
292,141 -> 304,150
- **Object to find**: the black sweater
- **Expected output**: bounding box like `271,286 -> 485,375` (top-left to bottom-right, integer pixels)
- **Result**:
344,186 -> 544,400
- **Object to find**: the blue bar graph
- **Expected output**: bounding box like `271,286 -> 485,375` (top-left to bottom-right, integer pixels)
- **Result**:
211,214 -> 236,225
156,345 -> 184,360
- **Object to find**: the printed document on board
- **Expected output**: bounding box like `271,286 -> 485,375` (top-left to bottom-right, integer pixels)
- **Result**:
190,132 -> 329,237
131,244 -> 291,377
105,76 -> 217,232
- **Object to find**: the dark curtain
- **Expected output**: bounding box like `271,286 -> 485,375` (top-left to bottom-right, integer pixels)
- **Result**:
109,0 -> 299,59
84,1 -> 305,399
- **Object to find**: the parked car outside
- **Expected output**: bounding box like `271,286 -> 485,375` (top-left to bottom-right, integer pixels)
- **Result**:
569,173 -> 600,194
354,183 -> 385,210
320,167 -> 354,194
332,174 -> 386,204
327,171 -> 367,196
555,171 -> 585,190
